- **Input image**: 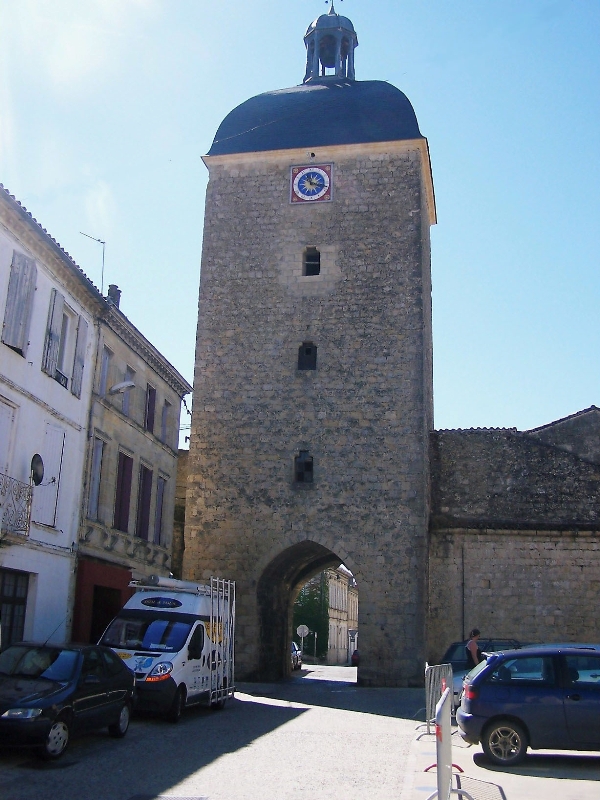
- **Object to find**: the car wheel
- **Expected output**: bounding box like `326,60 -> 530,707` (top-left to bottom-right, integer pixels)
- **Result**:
167,686 -> 186,723
482,720 -> 528,766
109,702 -> 131,738
37,715 -> 70,760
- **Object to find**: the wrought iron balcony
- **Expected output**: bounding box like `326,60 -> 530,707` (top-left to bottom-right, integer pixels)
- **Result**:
0,472 -> 33,535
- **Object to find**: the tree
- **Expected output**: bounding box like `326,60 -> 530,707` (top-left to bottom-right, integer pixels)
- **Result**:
293,572 -> 329,659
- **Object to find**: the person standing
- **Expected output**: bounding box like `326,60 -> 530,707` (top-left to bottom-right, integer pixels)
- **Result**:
465,628 -> 482,669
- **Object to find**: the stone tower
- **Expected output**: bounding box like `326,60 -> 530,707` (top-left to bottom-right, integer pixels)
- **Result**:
184,5 -> 436,686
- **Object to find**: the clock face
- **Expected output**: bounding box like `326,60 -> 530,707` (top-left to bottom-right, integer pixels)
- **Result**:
290,164 -> 332,203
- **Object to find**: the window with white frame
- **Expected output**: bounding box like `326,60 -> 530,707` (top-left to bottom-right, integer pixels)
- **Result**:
99,346 -> 112,397
41,289 -> 88,395
122,366 -> 135,416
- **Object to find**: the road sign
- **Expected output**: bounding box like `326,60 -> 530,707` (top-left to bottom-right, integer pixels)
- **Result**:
297,624 -> 309,637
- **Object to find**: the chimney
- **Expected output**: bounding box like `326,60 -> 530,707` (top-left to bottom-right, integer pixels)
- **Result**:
107,284 -> 121,308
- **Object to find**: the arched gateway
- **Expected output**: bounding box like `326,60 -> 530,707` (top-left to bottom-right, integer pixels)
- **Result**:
183,5 -> 436,686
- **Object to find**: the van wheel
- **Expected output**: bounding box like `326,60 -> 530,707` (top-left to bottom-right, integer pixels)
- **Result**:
167,686 -> 186,723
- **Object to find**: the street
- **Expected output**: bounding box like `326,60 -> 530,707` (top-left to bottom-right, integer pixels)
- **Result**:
0,665 -> 599,800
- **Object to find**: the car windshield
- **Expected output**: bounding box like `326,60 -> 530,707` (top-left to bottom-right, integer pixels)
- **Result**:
100,613 -> 193,653
0,645 -> 78,681
442,643 -> 467,662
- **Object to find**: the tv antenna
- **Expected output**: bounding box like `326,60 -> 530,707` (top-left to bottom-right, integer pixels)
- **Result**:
80,232 -> 106,295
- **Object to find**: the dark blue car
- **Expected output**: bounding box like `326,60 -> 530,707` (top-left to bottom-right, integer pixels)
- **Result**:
457,645 -> 600,765
0,642 -> 135,759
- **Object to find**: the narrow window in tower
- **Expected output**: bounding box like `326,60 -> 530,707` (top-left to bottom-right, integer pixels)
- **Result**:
294,450 -> 314,484
303,247 -> 321,276
298,342 -> 317,370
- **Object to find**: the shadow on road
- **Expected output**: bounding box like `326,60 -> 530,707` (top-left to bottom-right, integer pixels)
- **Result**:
472,751 -> 600,781
0,699 -> 308,800
0,667 -> 426,800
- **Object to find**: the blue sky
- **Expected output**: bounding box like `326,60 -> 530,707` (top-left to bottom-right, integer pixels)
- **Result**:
1,1 -> 598,439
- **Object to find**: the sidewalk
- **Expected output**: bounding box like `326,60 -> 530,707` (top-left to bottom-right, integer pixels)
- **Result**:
403,719 -> 600,800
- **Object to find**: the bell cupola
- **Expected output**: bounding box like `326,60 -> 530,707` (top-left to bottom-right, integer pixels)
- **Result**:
303,2 -> 358,83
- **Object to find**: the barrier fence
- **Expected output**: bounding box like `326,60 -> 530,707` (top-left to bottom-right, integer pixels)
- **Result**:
425,687 -> 474,800
424,662 -> 454,735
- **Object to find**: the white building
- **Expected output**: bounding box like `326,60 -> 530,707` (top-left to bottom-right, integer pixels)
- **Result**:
0,185 -> 191,649
0,184 -> 102,645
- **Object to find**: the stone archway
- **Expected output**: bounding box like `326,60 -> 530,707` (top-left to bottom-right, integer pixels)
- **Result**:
256,540 -> 342,681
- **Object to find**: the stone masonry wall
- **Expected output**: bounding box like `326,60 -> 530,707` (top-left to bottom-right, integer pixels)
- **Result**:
185,141 -> 434,686
431,429 -> 600,530
428,528 -> 600,663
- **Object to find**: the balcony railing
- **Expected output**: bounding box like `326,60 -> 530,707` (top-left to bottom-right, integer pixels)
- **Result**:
0,472 -> 33,535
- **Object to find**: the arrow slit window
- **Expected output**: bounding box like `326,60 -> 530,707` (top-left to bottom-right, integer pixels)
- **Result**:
298,342 -> 317,370
303,247 -> 321,276
294,450 -> 314,484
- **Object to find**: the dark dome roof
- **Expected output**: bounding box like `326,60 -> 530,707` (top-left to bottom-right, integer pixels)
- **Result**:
306,12 -> 355,35
207,80 -> 423,157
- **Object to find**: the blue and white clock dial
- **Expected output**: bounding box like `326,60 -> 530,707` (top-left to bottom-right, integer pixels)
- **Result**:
292,166 -> 331,201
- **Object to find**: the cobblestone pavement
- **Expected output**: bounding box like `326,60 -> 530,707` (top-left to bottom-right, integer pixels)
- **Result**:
0,665 -> 598,800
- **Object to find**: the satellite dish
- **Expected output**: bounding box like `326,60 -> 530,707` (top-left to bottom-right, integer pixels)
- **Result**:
31,454 -> 44,486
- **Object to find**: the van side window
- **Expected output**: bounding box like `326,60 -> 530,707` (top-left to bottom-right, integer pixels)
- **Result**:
188,625 -> 204,660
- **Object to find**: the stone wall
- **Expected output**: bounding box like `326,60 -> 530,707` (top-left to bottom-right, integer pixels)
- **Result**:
185,141 -> 434,686
430,429 -> 600,530
428,423 -> 600,661
428,528 -> 600,663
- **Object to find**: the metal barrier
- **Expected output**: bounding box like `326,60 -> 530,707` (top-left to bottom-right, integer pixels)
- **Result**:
424,662 -> 454,734
425,688 -> 474,800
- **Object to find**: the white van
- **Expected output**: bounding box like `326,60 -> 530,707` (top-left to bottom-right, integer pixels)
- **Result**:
99,575 -> 235,721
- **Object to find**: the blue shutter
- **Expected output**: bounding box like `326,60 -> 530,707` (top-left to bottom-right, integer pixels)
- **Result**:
42,289 -> 64,376
1,252 -> 37,355
70,316 -> 88,398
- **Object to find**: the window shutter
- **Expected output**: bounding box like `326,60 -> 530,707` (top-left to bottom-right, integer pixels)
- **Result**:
114,452 -> 133,532
42,289 -> 65,376
145,385 -> 156,433
30,423 -> 66,526
70,316 -> 88,398
154,476 -> 166,545
1,252 -> 37,355
136,465 -> 153,541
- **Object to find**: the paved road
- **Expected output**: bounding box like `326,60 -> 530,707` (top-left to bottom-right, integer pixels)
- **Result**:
0,665 -> 598,800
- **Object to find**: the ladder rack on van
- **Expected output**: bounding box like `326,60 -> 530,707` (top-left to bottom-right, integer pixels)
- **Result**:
129,574 -> 233,597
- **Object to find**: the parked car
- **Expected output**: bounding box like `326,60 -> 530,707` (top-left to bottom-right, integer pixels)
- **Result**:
457,645 -> 600,765
439,638 -> 522,702
291,642 -> 302,670
351,649 -> 359,667
0,642 -> 135,759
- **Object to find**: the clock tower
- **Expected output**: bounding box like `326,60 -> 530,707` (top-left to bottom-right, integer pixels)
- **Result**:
185,5 -> 436,686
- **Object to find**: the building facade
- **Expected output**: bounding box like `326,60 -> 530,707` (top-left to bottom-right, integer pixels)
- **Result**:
0,184 -> 191,648
0,184 -> 102,646
326,566 -> 358,665
72,288 -> 192,643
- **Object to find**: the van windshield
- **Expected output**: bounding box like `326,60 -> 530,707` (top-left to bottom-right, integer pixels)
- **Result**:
100,612 -> 194,653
